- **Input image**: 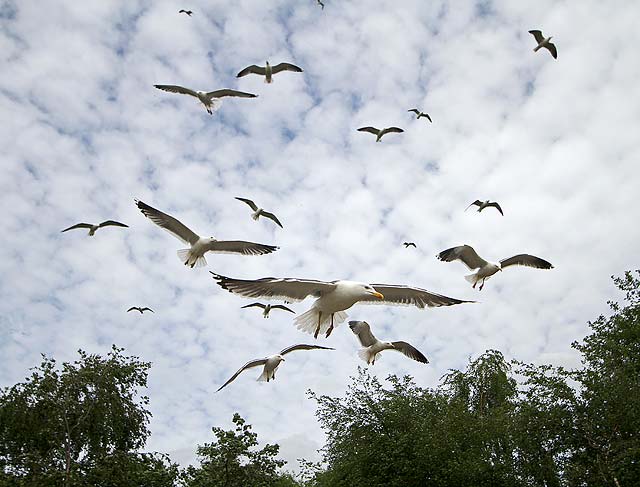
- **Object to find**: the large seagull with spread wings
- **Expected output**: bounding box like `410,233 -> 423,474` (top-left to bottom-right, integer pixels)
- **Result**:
211,272 -> 472,338
153,85 -> 257,114
135,200 -> 278,268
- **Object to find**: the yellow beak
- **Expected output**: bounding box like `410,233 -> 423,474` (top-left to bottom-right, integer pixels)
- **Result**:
371,291 -> 384,299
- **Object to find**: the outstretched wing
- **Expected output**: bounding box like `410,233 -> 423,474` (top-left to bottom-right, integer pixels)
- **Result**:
271,304 -> 296,314
216,359 -> 267,392
154,84 -> 199,98
241,302 -> 267,310
349,321 -> 378,347
391,341 -> 429,364
499,254 -> 553,270
61,223 -> 93,232
360,283 -> 473,308
140,307 -> 154,313
135,200 -> 200,245
271,62 -> 304,74
545,42 -> 558,59
236,65 -> 266,77
211,272 -> 337,302
357,127 -> 379,134
235,197 -> 258,211
126,307 -> 139,313
408,108 -> 420,115
261,211 -> 283,228
207,89 -> 257,99
204,240 -> 278,255
486,202 -> 504,215
98,220 -> 128,229
465,200 -> 483,211
437,245 -> 488,270
424,113 -> 433,123
383,127 -> 404,134
528,30 -> 544,43
279,344 -> 334,356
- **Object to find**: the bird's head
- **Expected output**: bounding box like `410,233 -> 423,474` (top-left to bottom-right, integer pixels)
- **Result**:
362,284 -> 384,300
266,60 -> 270,67
276,354 -> 285,362
207,237 -> 217,242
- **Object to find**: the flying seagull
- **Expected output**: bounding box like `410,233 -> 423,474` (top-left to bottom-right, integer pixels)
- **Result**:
216,344 -> 334,392
316,0 -> 325,9
235,197 -> 283,228
127,307 -> 154,314
236,61 -> 303,83
529,30 -> 557,59
437,244 -> 553,290
403,242 -> 417,248
465,200 -> 504,215
135,200 -> 278,268
349,321 -> 429,365
153,85 -> 257,115
211,272 -> 473,339
357,126 -> 404,142
61,220 -> 128,236
408,109 -> 432,123
178,9 -> 192,16
241,303 -> 296,318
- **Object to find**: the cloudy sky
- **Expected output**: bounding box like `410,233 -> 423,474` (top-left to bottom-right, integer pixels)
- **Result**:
1,0 -> 639,471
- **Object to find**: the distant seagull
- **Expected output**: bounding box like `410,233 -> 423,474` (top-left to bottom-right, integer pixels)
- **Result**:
235,197 -> 283,228
178,9 -> 192,16
241,302 -> 296,318
153,85 -> 257,115
61,220 -> 128,236
403,242 -> 417,248
357,126 -> 404,142
216,344 -> 334,392
437,244 -> 553,290
135,200 -> 278,268
408,109 -> 432,123
236,61 -> 303,83
465,200 -> 504,216
349,321 -> 429,365
211,271 -> 472,339
127,307 -> 154,314
316,0 -> 325,9
529,30 -> 557,59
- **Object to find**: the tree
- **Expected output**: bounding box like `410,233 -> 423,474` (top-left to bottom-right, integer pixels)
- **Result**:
180,413 -> 299,487
0,345 -> 178,486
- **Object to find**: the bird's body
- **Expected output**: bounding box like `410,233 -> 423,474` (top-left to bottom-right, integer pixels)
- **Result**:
127,306 -> 154,314
408,109 -> 432,123
61,220 -> 128,236
153,85 -> 257,114
241,302 -> 295,318
349,321 -> 429,365
211,272 -> 472,338
357,126 -> 404,142
216,344 -> 334,391
403,242 -> 417,248
437,244 -> 553,290
236,61 -> 303,83
529,30 -> 557,59
465,199 -> 504,215
178,9 -> 192,16
235,197 -> 283,228
135,200 -> 277,268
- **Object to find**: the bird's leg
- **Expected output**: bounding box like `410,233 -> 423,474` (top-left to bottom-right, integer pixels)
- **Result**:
479,278 -> 486,291
325,314 -> 335,338
472,280 -> 477,289
313,311 -> 322,339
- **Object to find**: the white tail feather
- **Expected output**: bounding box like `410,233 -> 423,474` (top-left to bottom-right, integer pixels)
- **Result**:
177,249 -> 207,268
294,309 -> 348,336
465,273 -> 478,284
257,369 -> 269,382
357,348 -> 371,363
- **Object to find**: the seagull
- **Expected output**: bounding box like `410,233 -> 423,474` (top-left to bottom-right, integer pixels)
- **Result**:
236,61 -> 303,83
529,30 -> 557,59
349,321 -> 429,365
437,244 -> 553,290
61,220 -> 128,236
241,303 -> 296,318
178,9 -> 192,16
408,109 -> 432,123
211,272 -> 473,339
153,85 -> 257,115
316,0 -> 325,9
465,200 -> 504,216
403,242 -> 417,248
216,344 -> 334,392
135,200 -> 278,268
357,126 -> 404,142
127,307 -> 154,314
235,197 -> 283,228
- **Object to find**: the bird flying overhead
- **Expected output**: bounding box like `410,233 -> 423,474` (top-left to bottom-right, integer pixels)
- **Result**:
153,85 -> 257,115
465,200 -> 504,215
135,200 -> 278,268
216,344 -> 334,392
211,272 -> 472,339
437,244 -> 553,290
529,30 -> 557,59
236,61 -> 303,83
178,9 -> 192,16
349,321 -> 429,365
357,126 -> 404,142
235,197 -> 283,228
61,220 -> 128,236
241,302 -> 296,318
403,242 -> 417,248
127,307 -> 154,314
408,109 -> 432,123
316,0 -> 325,9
